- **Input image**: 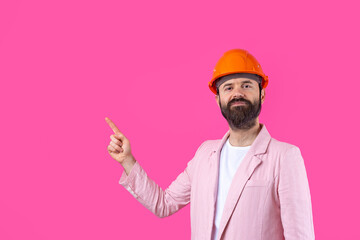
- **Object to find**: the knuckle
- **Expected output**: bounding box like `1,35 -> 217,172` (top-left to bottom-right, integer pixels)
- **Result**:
111,135 -> 118,142
111,141 -> 121,150
112,135 -> 122,144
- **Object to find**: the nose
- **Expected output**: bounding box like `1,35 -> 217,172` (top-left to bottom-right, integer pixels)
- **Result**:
232,86 -> 245,98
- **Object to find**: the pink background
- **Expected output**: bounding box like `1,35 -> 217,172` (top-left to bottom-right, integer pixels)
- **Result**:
1,0 -> 359,239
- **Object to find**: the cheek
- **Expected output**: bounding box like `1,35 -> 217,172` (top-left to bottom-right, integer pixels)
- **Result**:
219,97 -> 228,107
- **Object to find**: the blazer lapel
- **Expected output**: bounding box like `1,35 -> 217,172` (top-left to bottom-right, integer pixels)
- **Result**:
206,130 -> 231,240
216,124 -> 271,240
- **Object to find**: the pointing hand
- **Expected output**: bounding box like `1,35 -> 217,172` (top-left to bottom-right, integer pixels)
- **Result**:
105,117 -> 135,170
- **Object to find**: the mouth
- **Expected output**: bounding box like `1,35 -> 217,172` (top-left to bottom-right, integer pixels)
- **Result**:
231,101 -> 247,106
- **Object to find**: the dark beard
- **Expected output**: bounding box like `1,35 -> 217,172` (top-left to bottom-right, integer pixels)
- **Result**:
219,96 -> 262,130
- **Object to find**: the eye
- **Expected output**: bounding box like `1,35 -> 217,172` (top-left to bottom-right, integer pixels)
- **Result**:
243,84 -> 251,89
225,86 -> 232,91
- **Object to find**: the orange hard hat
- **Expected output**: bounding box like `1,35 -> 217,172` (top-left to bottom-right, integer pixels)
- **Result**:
208,49 -> 269,94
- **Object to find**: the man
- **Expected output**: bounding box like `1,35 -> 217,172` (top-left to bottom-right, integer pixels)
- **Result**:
105,49 -> 315,240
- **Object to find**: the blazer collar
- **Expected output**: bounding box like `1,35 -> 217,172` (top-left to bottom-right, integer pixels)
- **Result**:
214,123 -> 271,156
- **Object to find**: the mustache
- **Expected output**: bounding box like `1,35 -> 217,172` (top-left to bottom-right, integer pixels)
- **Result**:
228,98 -> 251,106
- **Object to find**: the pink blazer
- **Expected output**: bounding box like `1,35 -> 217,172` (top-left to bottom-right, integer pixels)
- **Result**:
119,124 -> 315,240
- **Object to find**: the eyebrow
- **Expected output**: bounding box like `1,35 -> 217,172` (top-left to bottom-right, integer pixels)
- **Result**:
222,80 -> 254,89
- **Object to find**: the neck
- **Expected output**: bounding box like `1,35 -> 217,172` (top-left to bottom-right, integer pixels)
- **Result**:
228,119 -> 262,147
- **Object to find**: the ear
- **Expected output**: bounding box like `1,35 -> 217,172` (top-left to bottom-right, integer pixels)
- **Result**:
261,88 -> 265,104
215,94 -> 220,107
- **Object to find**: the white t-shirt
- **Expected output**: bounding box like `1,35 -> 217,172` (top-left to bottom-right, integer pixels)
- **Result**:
211,138 -> 251,240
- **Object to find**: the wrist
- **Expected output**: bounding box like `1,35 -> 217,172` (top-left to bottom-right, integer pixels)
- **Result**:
121,155 -> 136,175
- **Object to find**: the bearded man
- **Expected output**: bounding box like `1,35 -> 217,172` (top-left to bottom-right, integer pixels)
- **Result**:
106,49 -> 315,240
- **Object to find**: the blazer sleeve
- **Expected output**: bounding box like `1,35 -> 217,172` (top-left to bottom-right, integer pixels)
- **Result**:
278,146 -> 315,240
118,142 -> 204,218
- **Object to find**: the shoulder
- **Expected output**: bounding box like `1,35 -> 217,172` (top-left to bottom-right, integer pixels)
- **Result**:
268,137 -> 302,155
263,137 -> 306,179
190,138 -> 222,159
197,139 -> 221,151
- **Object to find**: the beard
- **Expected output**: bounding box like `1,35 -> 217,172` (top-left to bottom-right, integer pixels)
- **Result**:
219,95 -> 262,130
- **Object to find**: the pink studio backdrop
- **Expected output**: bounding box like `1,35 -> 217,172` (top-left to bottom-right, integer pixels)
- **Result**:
1,0 -> 359,239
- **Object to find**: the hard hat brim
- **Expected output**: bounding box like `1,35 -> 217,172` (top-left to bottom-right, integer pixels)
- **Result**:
209,71 -> 268,94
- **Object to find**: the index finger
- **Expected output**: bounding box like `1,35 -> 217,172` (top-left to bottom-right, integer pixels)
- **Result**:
105,117 -> 122,134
